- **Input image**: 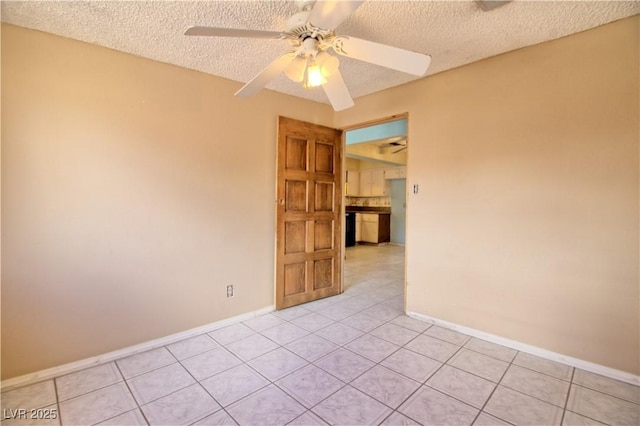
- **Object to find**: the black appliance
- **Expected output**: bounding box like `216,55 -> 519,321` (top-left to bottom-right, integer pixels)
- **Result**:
345,212 -> 356,247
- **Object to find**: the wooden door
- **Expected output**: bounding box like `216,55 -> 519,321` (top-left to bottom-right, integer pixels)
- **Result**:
275,116 -> 343,310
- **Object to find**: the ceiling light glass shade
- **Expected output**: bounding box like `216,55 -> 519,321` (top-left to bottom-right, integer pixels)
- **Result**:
303,58 -> 327,88
284,56 -> 307,83
316,51 -> 339,77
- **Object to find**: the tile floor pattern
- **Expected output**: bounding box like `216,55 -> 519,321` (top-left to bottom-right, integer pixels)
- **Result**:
2,245 -> 639,425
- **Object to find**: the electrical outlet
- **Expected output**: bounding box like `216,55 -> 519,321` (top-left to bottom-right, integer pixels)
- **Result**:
226,285 -> 234,298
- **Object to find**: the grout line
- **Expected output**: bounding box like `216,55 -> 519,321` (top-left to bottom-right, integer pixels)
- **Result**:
568,376 -> 640,405
116,347 -> 179,381
473,349 -> 518,426
393,336 -> 483,424
116,353 -> 215,422
279,306 -> 410,415
54,366 -> 128,405
270,374 -> 347,424
176,343 -> 265,426
51,374 -> 62,426
378,410 -> 398,425
212,327 -> 342,425
298,313 -> 432,420
186,407 -> 238,426
496,366 -> 574,408
459,342 -> 517,365
113,360 -> 151,426
559,367 -> 577,426
510,361 -> 574,384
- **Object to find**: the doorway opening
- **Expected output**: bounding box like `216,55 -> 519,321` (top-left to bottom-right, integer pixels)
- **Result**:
342,115 -> 408,309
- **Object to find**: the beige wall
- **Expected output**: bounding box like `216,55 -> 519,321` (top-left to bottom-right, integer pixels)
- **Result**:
335,16 -> 640,374
1,24 -> 333,379
2,15 -> 639,380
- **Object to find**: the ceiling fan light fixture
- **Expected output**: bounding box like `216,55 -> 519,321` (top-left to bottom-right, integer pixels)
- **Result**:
285,51 -> 339,88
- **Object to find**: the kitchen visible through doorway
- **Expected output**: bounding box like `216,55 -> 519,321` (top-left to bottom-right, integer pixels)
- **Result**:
344,116 -> 408,308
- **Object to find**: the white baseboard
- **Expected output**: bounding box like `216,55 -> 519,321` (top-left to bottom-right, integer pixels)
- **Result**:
1,305 -> 275,392
407,311 -> 640,387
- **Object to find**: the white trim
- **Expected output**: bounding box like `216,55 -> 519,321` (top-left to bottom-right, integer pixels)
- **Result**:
407,311 -> 640,386
1,305 -> 275,392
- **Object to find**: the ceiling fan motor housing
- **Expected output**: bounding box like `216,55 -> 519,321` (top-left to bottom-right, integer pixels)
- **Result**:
287,11 -> 311,35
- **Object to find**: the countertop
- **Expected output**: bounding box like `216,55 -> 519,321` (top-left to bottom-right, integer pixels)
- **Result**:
346,207 -> 391,214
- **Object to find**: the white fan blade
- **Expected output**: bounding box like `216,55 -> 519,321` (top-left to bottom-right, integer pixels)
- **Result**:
308,1 -> 364,30
235,53 -> 296,98
323,70 -> 354,111
333,36 -> 431,76
185,26 -> 287,39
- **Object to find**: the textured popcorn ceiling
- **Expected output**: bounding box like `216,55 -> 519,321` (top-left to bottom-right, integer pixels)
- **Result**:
2,1 -> 639,105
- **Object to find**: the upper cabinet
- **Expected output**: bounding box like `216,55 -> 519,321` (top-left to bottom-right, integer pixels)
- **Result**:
359,169 -> 389,196
346,170 -> 360,196
384,166 -> 406,179
348,167 -> 405,196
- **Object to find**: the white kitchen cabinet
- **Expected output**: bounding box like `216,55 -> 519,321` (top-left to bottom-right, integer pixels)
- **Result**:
359,169 -> 389,196
359,213 -> 390,244
361,221 -> 379,243
384,166 -> 406,179
358,171 -> 370,196
346,170 -> 360,196
355,213 -> 362,241
370,169 -> 386,195
360,213 -> 379,243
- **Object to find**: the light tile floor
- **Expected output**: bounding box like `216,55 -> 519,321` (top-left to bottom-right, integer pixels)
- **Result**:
2,245 -> 639,425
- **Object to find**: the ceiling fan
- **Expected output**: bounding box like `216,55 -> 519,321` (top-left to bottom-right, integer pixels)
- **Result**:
378,136 -> 407,154
185,0 -> 431,111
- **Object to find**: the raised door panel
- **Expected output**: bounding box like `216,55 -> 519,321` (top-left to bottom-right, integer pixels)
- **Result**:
314,182 -> 334,212
315,142 -> 335,174
283,262 -> 306,297
313,259 -> 334,290
284,222 -> 307,254
285,137 -> 309,171
285,180 -> 308,212
314,220 -> 334,251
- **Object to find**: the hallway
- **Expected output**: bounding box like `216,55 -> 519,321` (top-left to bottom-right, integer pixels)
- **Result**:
1,245 -> 638,425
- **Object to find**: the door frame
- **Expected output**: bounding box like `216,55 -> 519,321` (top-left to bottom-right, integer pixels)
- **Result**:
339,112 -> 410,309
